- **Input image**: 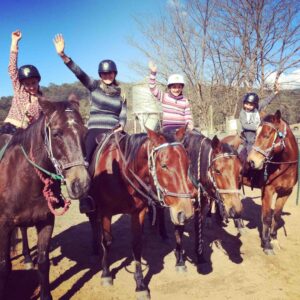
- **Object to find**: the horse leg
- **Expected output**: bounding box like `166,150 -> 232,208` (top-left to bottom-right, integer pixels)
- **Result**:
174,224 -> 186,272
88,212 -> 101,255
131,209 -> 149,299
20,227 -> 34,270
100,215 -> 113,286
36,220 -> 54,300
270,193 -> 290,249
0,227 -> 12,300
261,187 -> 275,255
157,206 -> 168,240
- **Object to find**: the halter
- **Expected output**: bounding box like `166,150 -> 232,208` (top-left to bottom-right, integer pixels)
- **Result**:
43,110 -> 88,182
148,142 -> 193,207
252,121 -> 287,160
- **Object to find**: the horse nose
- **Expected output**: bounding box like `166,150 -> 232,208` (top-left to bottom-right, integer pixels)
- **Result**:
71,178 -> 84,196
178,211 -> 185,225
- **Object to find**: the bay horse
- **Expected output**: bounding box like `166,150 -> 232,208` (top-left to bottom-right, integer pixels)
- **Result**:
160,129 -> 244,273
222,110 -> 298,254
247,110 -> 298,254
88,126 -> 196,299
0,98 -> 90,300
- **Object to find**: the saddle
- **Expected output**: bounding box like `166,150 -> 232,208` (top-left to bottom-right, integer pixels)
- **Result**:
89,130 -> 126,176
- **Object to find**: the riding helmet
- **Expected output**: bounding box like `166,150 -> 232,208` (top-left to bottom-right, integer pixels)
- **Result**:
242,93 -> 259,106
167,74 -> 185,87
98,59 -> 118,75
18,65 -> 41,82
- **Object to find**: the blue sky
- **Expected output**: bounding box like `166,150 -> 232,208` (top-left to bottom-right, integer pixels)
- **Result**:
0,0 -> 164,96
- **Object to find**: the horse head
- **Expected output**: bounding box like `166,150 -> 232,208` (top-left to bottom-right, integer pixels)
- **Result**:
38,96 -> 90,199
146,127 -> 196,225
210,135 -> 243,220
247,110 -> 287,169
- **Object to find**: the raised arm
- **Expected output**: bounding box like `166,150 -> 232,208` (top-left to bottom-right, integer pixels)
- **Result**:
8,30 -> 22,91
259,82 -> 280,111
148,61 -> 163,102
53,34 -> 96,91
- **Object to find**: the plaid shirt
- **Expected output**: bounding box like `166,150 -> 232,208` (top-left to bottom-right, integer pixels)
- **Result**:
4,51 -> 42,128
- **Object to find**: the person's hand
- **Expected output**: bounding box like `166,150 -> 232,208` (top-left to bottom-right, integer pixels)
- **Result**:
53,34 -> 65,56
148,61 -> 157,73
113,125 -> 123,133
12,30 -> 22,43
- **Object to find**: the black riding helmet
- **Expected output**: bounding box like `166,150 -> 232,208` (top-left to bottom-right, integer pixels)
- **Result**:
242,92 -> 259,107
98,59 -> 118,76
18,65 -> 41,82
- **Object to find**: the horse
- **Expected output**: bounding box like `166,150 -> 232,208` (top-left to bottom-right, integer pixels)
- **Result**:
0,97 -> 90,300
222,110 -> 298,254
157,129 -> 244,273
88,126 -> 196,299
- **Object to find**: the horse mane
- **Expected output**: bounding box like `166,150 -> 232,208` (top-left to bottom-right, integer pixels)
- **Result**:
119,133 -> 148,164
262,113 -> 289,125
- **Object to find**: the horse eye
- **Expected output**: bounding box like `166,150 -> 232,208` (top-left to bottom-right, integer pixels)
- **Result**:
52,129 -> 63,138
161,163 -> 168,169
214,169 -> 221,175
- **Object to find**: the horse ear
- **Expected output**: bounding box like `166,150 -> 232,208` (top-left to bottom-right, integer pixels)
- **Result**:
68,93 -> 80,111
211,135 -> 221,151
38,96 -> 55,116
275,110 -> 281,121
175,125 -> 187,142
146,127 -> 165,146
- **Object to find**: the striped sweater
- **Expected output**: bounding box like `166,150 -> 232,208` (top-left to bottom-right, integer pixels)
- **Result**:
5,51 -> 42,128
149,71 -> 193,129
66,59 -> 127,130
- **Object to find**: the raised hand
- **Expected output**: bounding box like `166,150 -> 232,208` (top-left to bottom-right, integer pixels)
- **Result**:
53,34 -> 65,56
12,30 -> 22,43
148,61 -> 157,73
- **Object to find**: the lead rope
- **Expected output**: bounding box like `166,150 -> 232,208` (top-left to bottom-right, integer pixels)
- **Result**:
196,137 -> 207,257
29,148 -> 70,216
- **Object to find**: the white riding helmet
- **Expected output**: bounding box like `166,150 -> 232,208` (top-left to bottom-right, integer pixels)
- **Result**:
167,74 -> 185,87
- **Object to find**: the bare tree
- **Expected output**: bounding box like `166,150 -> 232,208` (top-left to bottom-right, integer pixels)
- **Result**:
129,0 -> 300,129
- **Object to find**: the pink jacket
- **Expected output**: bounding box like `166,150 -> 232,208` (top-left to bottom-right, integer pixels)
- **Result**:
149,71 -> 193,129
5,51 -> 42,128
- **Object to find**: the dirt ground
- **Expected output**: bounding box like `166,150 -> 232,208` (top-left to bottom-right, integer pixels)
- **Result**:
6,185 -> 300,300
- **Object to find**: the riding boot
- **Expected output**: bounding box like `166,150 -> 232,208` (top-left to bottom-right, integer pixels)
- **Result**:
79,195 -> 95,214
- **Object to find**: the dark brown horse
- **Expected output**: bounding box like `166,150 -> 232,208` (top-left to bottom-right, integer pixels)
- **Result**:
168,129 -> 243,273
222,110 -> 298,254
0,98 -> 90,300
88,127 -> 196,299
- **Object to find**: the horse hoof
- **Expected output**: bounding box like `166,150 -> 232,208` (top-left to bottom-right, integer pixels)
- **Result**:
101,276 -> 113,286
271,239 -> 281,250
263,248 -> 275,255
175,265 -> 187,273
136,290 -> 150,300
197,262 -> 212,275
24,262 -> 34,270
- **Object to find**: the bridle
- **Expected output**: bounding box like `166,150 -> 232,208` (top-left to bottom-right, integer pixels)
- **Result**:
208,152 -> 242,196
148,142 -> 193,207
251,121 -> 287,161
43,109 -> 88,182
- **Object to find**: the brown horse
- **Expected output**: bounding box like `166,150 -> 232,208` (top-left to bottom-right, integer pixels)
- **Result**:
88,127 -> 196,299
223,110 -> 298,255
164,129 -> 243,273
0,98 -> 90,300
